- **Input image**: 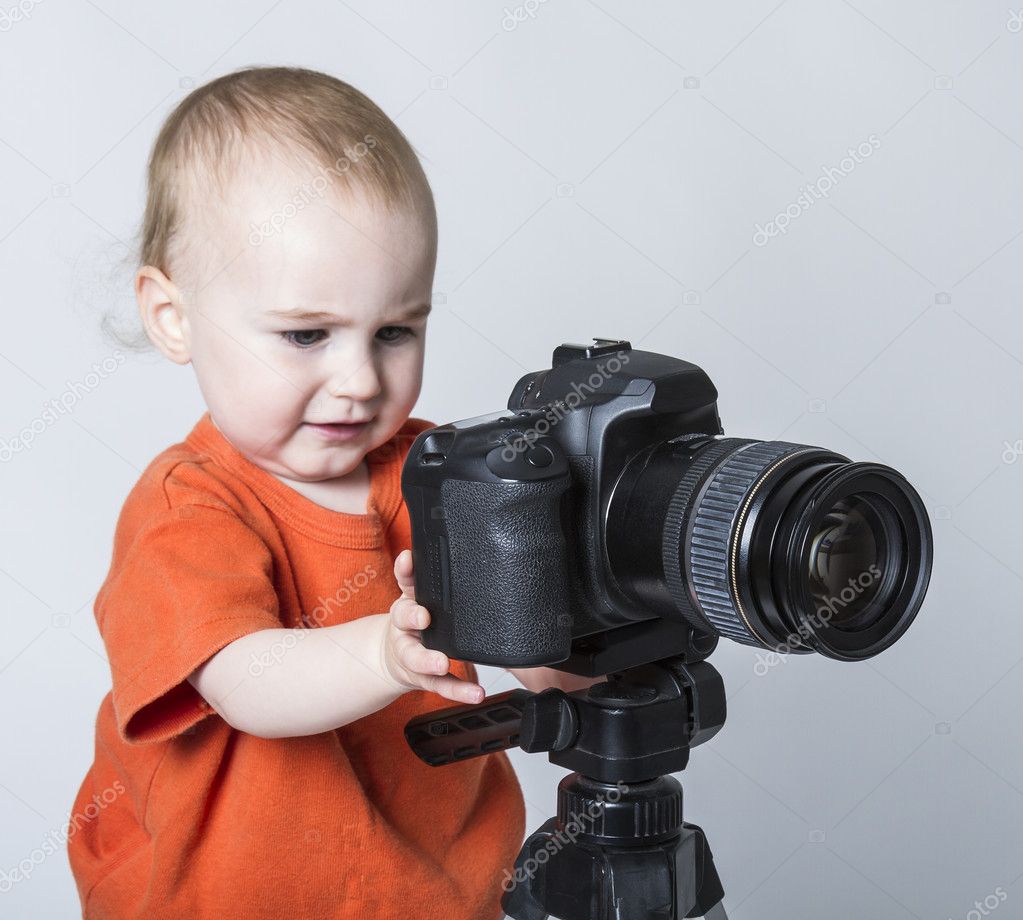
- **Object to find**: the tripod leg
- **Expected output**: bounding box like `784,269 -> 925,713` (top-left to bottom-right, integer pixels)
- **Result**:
683,822 -> 726,920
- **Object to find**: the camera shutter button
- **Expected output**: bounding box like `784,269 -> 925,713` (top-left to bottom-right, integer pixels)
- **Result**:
525,445 -> 554,468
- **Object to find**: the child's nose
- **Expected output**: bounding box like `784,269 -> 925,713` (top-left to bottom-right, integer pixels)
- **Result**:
326,353 -> 382,402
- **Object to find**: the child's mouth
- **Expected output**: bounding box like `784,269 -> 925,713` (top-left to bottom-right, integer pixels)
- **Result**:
305,420 -> 372,442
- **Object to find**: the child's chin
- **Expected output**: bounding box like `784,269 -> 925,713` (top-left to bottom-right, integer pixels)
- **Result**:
293,454 -> 365,480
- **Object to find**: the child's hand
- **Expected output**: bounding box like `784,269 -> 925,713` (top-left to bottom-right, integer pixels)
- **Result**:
380,549 -> 485,705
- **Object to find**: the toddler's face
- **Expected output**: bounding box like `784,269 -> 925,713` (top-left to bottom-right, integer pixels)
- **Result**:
151,155 -> 436,485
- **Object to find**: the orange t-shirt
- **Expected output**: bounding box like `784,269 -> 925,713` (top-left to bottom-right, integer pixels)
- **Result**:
68,412 -> 525,920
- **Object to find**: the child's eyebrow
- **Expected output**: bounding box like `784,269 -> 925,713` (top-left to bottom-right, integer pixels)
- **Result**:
265,303 -> 432,324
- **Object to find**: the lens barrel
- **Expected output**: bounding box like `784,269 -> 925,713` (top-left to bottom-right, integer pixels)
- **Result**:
607,437 -> 932,661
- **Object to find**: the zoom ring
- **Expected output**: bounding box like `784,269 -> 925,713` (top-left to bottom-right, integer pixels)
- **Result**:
688,441 -> 810,646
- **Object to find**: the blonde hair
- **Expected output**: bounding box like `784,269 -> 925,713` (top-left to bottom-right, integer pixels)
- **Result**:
104,66 -> 435,350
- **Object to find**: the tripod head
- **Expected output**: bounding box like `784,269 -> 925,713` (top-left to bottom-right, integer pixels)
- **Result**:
404,637 -> 730,919
403,652 -> 724,780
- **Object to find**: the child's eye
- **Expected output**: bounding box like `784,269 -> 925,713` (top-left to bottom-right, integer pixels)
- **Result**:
280,329 -> 327,348
377,326 -> 415,345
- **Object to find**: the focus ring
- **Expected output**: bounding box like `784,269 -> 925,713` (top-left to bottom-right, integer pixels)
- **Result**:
688,441 -> 811,646
662,438 -> 754,630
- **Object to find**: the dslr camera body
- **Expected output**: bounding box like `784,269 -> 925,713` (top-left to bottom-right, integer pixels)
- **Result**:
402,338 -> 931,674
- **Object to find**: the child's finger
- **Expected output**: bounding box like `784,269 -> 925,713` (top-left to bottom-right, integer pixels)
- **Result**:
419,673 -> 485,705
393,549 -> 416,599
391,601 -> 429,633
398,638 -> 448,677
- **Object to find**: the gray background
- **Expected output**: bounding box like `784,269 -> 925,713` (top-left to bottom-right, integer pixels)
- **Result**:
1,1 -> 1021,918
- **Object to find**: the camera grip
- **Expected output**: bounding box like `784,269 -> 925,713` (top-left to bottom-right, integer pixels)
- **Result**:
435,475 -> 572,665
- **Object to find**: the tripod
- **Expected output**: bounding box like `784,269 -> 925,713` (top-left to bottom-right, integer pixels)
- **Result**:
404,643 -> 729,920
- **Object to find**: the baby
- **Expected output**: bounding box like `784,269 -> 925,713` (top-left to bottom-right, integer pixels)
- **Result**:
69,66 -> 592,920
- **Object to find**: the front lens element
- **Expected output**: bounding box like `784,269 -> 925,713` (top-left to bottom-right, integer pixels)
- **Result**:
807,494 -> 888,628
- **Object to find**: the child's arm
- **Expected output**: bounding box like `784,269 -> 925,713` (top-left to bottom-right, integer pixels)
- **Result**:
188,550 -> 484,739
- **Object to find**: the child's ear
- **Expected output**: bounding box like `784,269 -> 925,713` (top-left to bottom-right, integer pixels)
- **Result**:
136,266 -> 191,364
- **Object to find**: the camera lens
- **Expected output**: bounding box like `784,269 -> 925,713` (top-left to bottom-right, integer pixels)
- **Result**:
807,495 -> 886,628
605,438 -> 932,661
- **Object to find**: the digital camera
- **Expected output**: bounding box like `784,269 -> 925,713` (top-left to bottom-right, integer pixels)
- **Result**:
401,339 -> 932,672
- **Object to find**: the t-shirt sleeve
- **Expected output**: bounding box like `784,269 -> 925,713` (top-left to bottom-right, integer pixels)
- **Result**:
97,469 -> 282,744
